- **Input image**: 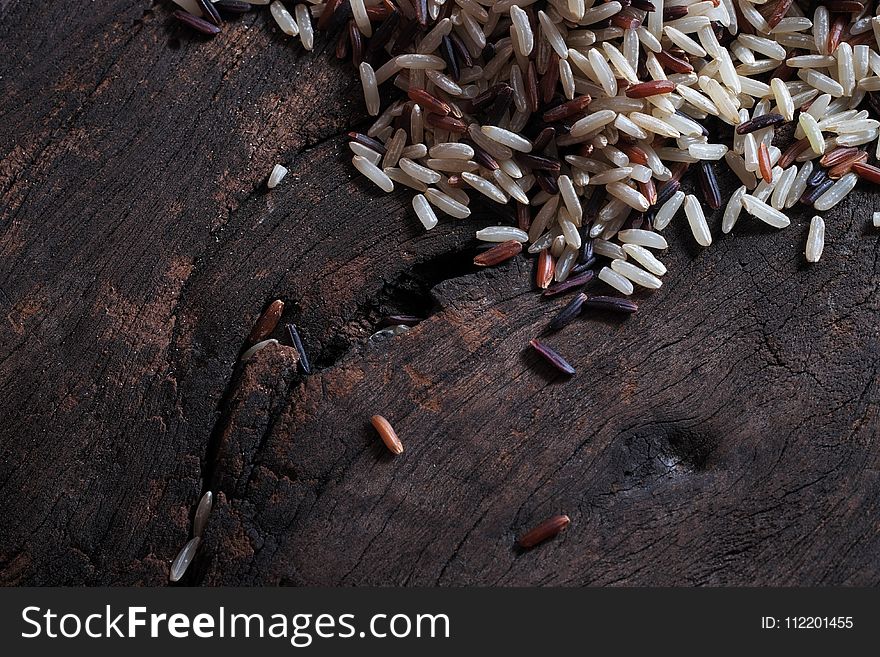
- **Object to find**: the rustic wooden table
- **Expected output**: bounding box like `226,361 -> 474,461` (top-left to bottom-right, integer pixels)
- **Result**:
1,0 -> 879,586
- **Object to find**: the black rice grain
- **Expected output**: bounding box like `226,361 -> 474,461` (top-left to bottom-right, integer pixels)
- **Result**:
807,167 -> 828,187
529,339 -> 576,375
348,131 -> 387,154
172,9 -> 222,35
800,177 -> 835,205
368,11 -> 401,54
583,296 -> 639,314
543,270 -> 594,297
286,323 -> 312,375
548,293 -> 587,330
655,178 -> 680,206
440,35 -> 460,81
197,0 -> 222,25
214,1 -> 252,14
698,161 -> 721,210
735,113 -> 785,134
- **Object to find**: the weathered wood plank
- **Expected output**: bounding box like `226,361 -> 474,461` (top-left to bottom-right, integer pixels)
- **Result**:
1,1 -> 879,586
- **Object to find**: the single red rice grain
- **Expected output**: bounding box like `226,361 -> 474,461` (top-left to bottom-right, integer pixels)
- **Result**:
655,49 -> 694,74
827,151 -> 867,179
371,415 -> 404,455
779,137 -> 810,168
536,249 -> 555,289
819,146 -> 859,168
408,88 -> 451,116
426,113 -> 467,133
518,514 -> 571,549
543,96 -> 593,122
625,80 -> 676,98
851,161 -> 880,183
474,240 -> 523,266
767,0 -> 793,29
248,299 -> 284,344
757,142 -> 773,183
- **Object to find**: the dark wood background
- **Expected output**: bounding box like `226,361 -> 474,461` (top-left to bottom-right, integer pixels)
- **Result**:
1,0 -> 878,586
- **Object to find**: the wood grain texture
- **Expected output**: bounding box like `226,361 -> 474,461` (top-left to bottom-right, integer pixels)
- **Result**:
1,0 -> 879,586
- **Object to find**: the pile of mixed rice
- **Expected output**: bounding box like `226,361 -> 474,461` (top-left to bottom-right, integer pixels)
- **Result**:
173,0 -> 880,342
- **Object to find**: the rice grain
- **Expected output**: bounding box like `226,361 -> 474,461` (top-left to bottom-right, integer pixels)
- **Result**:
741,194 -> 791,228
476,226 -> 529,243
285,323 -> 311,374
474,240 -> 523,267
805,215 -> 825,263
518,514 -> 571,549
267,164 -> 288,188
371,415 -> 404,455
813,172 -> 858,210
529,339 -> 576,375
169,537 -> 200,583
193,492 -> 213,538
684,194 -> 711,246
353,156 -> 394,192
412,194 -> 439,229
611,259 -> 663,289
598,266 -> 634,295
270,1 -> 298,36
617,229 -> 668,250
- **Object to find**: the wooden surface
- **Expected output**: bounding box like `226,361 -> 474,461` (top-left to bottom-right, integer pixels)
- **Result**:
1,0 -> 879,586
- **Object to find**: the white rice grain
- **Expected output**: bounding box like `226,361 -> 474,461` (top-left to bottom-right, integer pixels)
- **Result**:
684,194 -> 712,246
611,259 -> 663,290
785,161 -> 813,209
570,109 -> 617,137
770,166 -> 797,211
621,244 -> 667,276
242,339 -> 278,361
425,188 -> 471,218
721,185 -> 746,234
359,62 -> 380,116
267,164 -> 288,189
270,1 -> 298,36
481,125 -> 533,152
618,228 -> 668,250
193,491 -> 213,538
476,226 -> 529,243
170,537 -> 201,583
805,215 -> 825,263
413,194 -> 439,230
771,78 -> 794,121
654,190 -> 685,230
598,266 -> 634,295
510,6 -> 534,56
588,48 -> 618,96
741,194 -> 791,228
350,0 -> 371,37
399,157 -> 442,184
538,11 -> 568,59
353,155 -> 394,192
462,172 -> 508,203
384,168 -> 428,192
295,3 -> 314,50
814,173 -> 858,211
799,112 -> 825,155
607,182 -> 649,211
